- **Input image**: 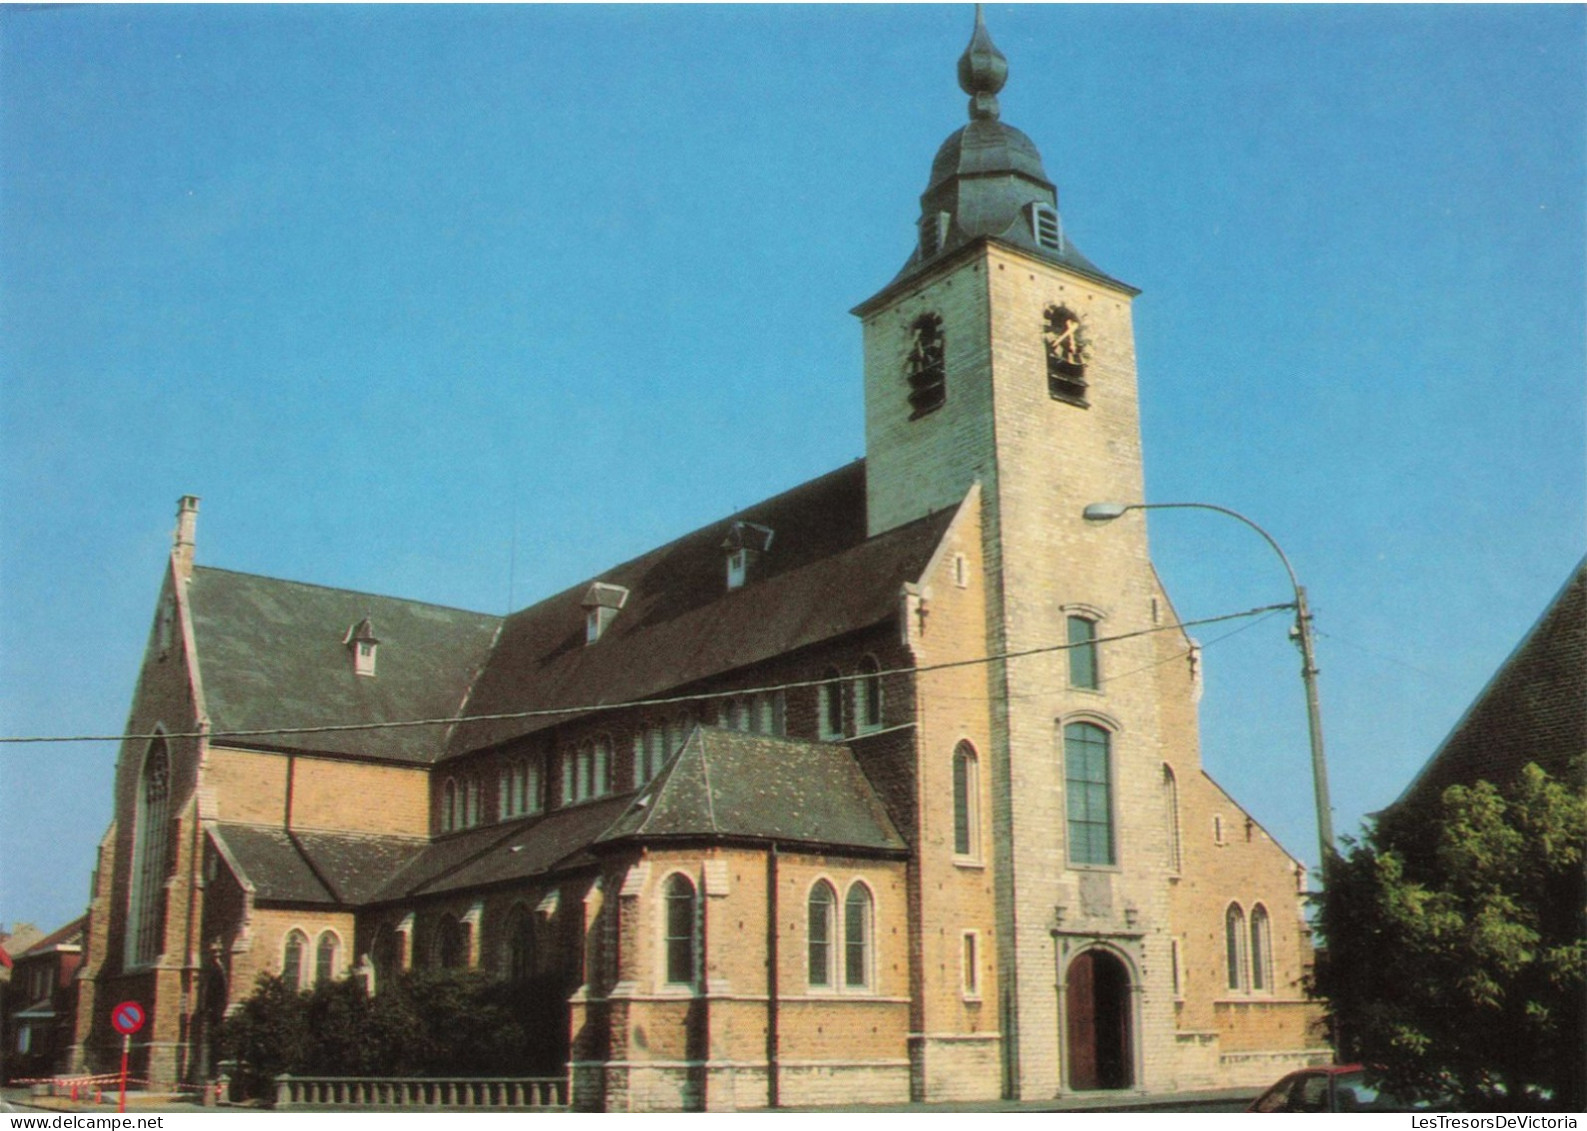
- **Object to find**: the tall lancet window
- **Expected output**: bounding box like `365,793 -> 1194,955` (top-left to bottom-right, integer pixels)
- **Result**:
906,312 -> 946,418
128,735 -> 173,966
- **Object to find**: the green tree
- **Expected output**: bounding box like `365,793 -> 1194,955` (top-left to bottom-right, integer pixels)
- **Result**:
1315,762 -> 1586,1112
217,975 -> 310,1098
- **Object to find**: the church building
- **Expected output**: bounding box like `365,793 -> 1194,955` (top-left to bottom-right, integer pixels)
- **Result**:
70,13 -> 1325,1109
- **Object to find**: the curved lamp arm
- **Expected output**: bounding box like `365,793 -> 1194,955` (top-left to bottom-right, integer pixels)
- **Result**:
1082,500 -> 1336,870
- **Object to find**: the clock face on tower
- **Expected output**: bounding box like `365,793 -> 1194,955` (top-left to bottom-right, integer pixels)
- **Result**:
1044,304 -> 1089,403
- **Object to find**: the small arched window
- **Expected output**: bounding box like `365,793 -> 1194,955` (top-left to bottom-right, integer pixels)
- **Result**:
435,914 -> 467,969
592,737 -> 612,798
807,881 -> 836,988
953,741 -> 980,858
1163,764 -> 1182,873
282,929 -> 308,990
664,873 -> 697,987
1067,615 -> 1100,690
1250,904 -> 1272,993
464,778 -> 480,828
844,882 -> 874,990
371,925 -> 399,982
857,657 -> 883,733
508,904 -> 535,983
1225,903 -> 1248,992
315,930 -> 339,985
818,668 -> 845,740
440,779 -> 457,833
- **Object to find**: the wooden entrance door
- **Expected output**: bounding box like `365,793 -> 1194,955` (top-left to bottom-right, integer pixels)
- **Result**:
1065,949 -> 1132,1091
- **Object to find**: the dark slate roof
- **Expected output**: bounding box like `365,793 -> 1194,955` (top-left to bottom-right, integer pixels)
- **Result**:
187,569 -> 500,764
448,462 -> 956,755
1389,558 -> 1587,815
209,824 -> 427,907
379,795 -> 636,902
598,727 -> 907,854
292,831 -> 434,905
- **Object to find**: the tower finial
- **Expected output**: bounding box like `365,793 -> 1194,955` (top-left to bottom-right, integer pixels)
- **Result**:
957,4 -> 1008,122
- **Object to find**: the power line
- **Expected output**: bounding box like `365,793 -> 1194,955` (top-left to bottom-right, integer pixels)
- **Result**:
0,603 -> 1292,746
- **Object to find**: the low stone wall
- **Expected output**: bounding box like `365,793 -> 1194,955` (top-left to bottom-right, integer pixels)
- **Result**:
273,1075 -> 567,1110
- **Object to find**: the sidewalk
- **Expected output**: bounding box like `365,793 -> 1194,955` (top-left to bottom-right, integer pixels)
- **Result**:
6,1084 -> 1256,1115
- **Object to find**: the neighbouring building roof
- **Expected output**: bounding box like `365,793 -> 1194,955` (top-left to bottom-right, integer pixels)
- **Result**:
1388,558 -> 1587,816
209,824 -> 428,906
187,569 -> 501,764
598,727 -> 908,854
14,916 -> 86,959
448,461 -> 956,756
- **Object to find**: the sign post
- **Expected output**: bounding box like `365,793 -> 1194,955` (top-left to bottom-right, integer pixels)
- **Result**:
110,1001 -> 146,1113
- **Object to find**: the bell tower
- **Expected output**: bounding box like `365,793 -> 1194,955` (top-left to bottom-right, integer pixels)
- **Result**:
855,10 -> 1180,1098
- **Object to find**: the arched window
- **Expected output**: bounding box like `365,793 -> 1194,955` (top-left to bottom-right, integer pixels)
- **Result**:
953,741 -> 980,858
282,929 -> 308,990
464,777 -> 480,827
1250,904 -> 1272,993
1064,722 -> 1115,866
592,737 -> 612,797
844,882 -> 874,990
508,904 -> 535,982
1225,903 -> 1248,992
1067,615 -> 1100,690
807,881 -> 836,988
434,914 -> 467,969
664,873 -> 697,987
818,668 -> 844,740
128,736 -> 172,966
498,767 -> 511,821
857,657 -> 883,732
315,930 -> 339,985
1044,304 -> 1089,403
905,311 -> 946,418
1162,764 -> 1182,873
371,925 -> 399,982
441,779 -> 457,833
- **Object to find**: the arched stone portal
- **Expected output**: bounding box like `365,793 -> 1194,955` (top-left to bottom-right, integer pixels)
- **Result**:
1065,948 -> 1133,1091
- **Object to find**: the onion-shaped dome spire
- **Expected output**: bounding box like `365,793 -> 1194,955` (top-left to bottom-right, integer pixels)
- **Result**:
871,5 -> 1129,295
957,6 -> 1008,122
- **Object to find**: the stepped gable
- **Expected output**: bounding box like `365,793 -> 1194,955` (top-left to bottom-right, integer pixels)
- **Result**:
188,568 -> 501,764
448,460 -> 957,756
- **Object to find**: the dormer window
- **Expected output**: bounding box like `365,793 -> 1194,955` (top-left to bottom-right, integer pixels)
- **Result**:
1028,202 -> 1061,251
919,211 -> 950,259
582,582 -> 629,644
344,617 -> 379,677
722,521 -> 774,590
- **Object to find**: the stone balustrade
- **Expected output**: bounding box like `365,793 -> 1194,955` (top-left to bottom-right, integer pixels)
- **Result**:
274,1074 -> 567,1110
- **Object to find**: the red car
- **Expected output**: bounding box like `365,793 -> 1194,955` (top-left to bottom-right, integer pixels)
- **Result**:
1248,1065 -> 1431,1112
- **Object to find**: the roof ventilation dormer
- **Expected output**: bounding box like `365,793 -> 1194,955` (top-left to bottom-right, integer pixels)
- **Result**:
722,521 -> 775,590
582,582 -> 630,644
345,617 -> 379,677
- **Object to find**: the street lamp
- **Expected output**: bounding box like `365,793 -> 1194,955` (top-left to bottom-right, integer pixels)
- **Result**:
1082,501 -> 1336,874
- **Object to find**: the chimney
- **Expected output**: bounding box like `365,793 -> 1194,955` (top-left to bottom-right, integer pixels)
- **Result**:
173,495 -> 200,578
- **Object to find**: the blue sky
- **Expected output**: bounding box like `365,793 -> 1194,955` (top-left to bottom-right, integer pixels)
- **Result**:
1,4 -> 1582,934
